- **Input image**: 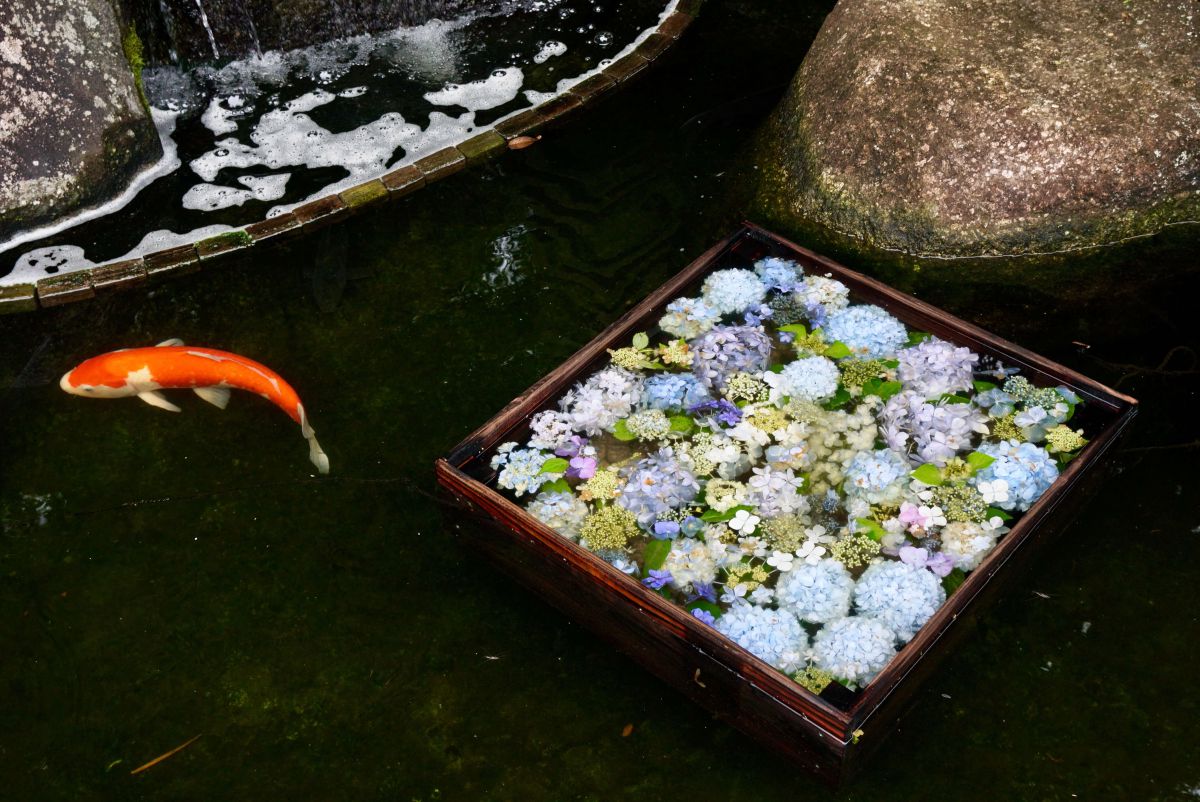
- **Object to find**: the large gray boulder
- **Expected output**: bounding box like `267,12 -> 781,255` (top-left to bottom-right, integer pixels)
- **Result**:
0,0 -> 162,243
751,0 -> 1200,258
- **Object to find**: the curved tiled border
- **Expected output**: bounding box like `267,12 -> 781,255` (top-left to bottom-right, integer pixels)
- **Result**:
0,0 -> 702,315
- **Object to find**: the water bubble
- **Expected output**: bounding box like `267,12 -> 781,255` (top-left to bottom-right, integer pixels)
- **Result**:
594,31 -> 614,47
215,148 -> 230,157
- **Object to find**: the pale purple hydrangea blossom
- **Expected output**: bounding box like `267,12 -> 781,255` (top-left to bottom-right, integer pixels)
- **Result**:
691,325 -> 773,391
881,390 -> 989,466
617,447 -> 701,525
896,337 -> 979,398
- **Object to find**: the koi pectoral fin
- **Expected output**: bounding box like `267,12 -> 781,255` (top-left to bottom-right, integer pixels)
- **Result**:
193,386 -> 231,409
138,391 -> 181,412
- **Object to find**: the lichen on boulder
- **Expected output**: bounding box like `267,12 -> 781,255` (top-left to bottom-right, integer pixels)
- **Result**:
0,0 -> 162,242
750,0 -> 1200,258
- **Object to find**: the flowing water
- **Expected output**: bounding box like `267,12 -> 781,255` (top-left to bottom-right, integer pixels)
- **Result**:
2,1 -> 1198,799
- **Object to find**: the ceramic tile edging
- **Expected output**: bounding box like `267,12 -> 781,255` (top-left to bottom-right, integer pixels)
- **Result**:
1,2 -> 700,316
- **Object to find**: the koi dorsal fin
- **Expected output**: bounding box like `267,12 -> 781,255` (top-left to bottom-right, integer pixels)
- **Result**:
157,338 -> 184,347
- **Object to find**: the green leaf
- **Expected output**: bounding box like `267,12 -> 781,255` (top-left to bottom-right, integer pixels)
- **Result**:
937,393 -> 971,404
612,419 -> 636,441
821,386 -> 852,410
973,379 -> 997,392
541,478 -> 572,494
631,332 -> 650,350
882,359 -> 900,369
942,568 -> 967,595
906,331 -> 932,347
862,378 -> 903,402
669,415 -> 694,434
686,600 -> 723,619
966,451 -> 996,472
986,506 -> 1013,521
539,457 -> 569,474
700,505 -> 749,523
824,341 -> 852,359
643,538 -> 672,572
778,324 -> 808,337
855,518 -> 886,541
768,363 -> 786,373
911,463 -> 944,485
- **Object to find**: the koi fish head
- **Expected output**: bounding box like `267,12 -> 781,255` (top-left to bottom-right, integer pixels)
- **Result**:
60,353 -> 142,399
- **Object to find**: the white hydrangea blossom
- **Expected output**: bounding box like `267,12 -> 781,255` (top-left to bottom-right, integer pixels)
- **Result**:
714,604 -> 808,673
775,557 -> 856,623
662,537 -> 719,590
745,465 -> 808,518
853,561 -> 946,642
658,296 -> 721,340
812,616 -> 897,685
940,520 -> 1002,571
766,356 -> 840,403
559,367 -> 641,435
527,409 -> 577,451
701,268 -> 768,314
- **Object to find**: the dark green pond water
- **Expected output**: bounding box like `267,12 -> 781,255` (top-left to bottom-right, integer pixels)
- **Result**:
2,2 -> 1198,799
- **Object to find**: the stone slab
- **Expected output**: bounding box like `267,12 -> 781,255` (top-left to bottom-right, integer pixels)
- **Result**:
657,12 -> 694,39
90,259 -> 148,293
245,212 -> 301,244
567,73 -> 618,104
0,283 -> 38,314
604,53 -> 650,84
381,165 -> 426,198
494,109 -> 543,140
635,32 -> 672,62
196,230 -> 254,261
293,195 -> 352,229
338,180 -> 389,210
457,130 -> 506,163
145,244 -> 200,281
414,148 -> 467,183
36,270 -> 94,306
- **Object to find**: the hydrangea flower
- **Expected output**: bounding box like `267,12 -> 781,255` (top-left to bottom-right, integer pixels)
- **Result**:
663,537 -> 720,590
898,546 -> 955,577
812,616 -> 897,686
618,447 -> 700,525
970,439 -> 1059,512
881,390 -> 989,466
823,305 -> 908,359
766,356 -> 840,403
843,448 -> 910,505
939,521 -> 1001,571
704,478 -> 749,512
527,410 -> 577,451
658,296 -> 721,340
776,558 -> 856,624
701,268 -> 768,314
753,257 -> 802,292
793,275 -> 850,327
558,366 -> 641,436
714,604 -> 808,673
691,325 -> 773,391
745,465 -> 808,518
896,337 -> 979,398
625,408 -> 672,440
641,373 -> 711,412
526,490 -> 589,540
491,443 -> 559,497
853,561 -> 946,642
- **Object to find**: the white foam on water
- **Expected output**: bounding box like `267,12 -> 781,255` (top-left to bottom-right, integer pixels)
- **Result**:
0,108 -> 183,268
423,67 -> 525,111
533,40 -> 567,64
200,94 -> 246,135
181,172 -> 291,211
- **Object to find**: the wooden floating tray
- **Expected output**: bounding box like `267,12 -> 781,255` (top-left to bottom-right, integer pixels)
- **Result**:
434,223 -> 1138,785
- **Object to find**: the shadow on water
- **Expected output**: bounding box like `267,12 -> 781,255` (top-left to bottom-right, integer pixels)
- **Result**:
1,1 -> 1198,799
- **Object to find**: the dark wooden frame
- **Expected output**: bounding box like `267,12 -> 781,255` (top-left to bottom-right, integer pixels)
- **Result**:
434,223 -> 1138,784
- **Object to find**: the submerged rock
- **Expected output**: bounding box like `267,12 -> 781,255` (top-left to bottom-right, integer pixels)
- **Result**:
0,0 -> 162,243
751,0 -> 1200,258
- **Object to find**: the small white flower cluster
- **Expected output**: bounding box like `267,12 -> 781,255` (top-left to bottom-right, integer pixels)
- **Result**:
714,604 -> 809,673
803,401 -> 880,493
853,561 -> 946,642
896,337 -> 979,398
559,366 -> 640,435
527,409 -> 576,451
705,478 -> 749,512
823,305 -> 908,358
812,616 -> 897,685
793,275 -> 850,322
625,408 -> 671,440
766,356 -> 840,403
775,557 -> 855,623
701,268 -> 767,314
526,490 -> 589,540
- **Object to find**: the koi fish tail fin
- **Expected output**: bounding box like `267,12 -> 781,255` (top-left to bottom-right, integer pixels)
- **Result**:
297,403 -> 330,474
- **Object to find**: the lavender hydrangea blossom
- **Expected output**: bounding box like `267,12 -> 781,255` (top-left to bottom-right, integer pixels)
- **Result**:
896,337 -> 979,398
753,257 -> 802,292
691,325 -> 773,391
881,390 -> 989,466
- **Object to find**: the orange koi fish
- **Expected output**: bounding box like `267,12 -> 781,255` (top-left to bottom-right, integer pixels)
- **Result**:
60,339 -> 329,473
